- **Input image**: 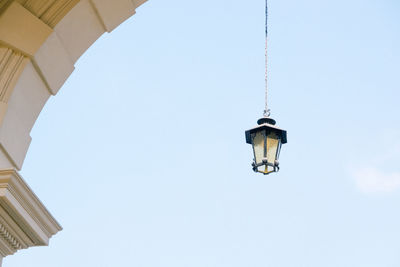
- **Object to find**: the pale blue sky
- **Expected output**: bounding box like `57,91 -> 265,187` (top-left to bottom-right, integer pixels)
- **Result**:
5,0 -> 400,266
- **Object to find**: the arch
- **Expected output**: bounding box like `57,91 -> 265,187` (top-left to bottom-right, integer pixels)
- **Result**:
0,0 -> 147,261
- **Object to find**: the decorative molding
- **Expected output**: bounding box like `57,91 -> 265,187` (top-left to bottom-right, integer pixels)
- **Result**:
32,31 -> 75,95
16,0 -> 55,17
0,2 -> 53,56
54,0 -> 106,63
0,169 -> 62,257
90,0 -> 135,32
15,0 -> 80,28
0,46 -> 29,103
38,0 -> 80,28
0,223 -> 22,251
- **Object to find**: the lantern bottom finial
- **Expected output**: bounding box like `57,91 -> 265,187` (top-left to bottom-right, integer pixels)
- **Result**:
252,160 -> 280,175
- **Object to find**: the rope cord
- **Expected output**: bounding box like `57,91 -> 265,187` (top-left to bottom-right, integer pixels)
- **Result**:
263,0 -> 270,118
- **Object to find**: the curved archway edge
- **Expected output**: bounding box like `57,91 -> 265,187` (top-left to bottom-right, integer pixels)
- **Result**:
0,0 -> 147,262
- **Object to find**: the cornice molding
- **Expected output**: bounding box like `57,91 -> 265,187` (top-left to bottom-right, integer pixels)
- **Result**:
0,169 -> 61,257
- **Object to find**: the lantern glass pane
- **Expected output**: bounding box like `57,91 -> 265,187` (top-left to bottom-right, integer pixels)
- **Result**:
267,132 -> 280,164
258,165 -> 266,173
252,131 -> 266,165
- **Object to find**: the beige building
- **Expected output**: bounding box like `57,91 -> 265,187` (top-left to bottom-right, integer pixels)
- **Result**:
0,0 -> 146,265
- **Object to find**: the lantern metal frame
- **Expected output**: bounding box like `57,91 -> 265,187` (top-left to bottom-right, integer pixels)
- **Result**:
245,117 -> 287,175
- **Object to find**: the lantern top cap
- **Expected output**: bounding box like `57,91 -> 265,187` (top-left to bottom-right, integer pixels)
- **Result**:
245,117 -> 287,144
257,117 -> 276,125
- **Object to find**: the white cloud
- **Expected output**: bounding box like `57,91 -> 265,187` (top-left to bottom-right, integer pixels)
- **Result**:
348,130 -> 400,194
353,167 -> 400,194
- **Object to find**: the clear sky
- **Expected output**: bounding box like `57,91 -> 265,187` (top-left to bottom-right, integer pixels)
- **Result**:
5,0 -> 400,266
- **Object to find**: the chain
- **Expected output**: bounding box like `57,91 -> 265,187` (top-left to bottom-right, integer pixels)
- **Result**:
263,0 -> 270,118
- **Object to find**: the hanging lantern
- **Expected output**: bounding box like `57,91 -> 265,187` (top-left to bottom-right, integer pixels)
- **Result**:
245,117 -> 287,175
245,0 -> 287,175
